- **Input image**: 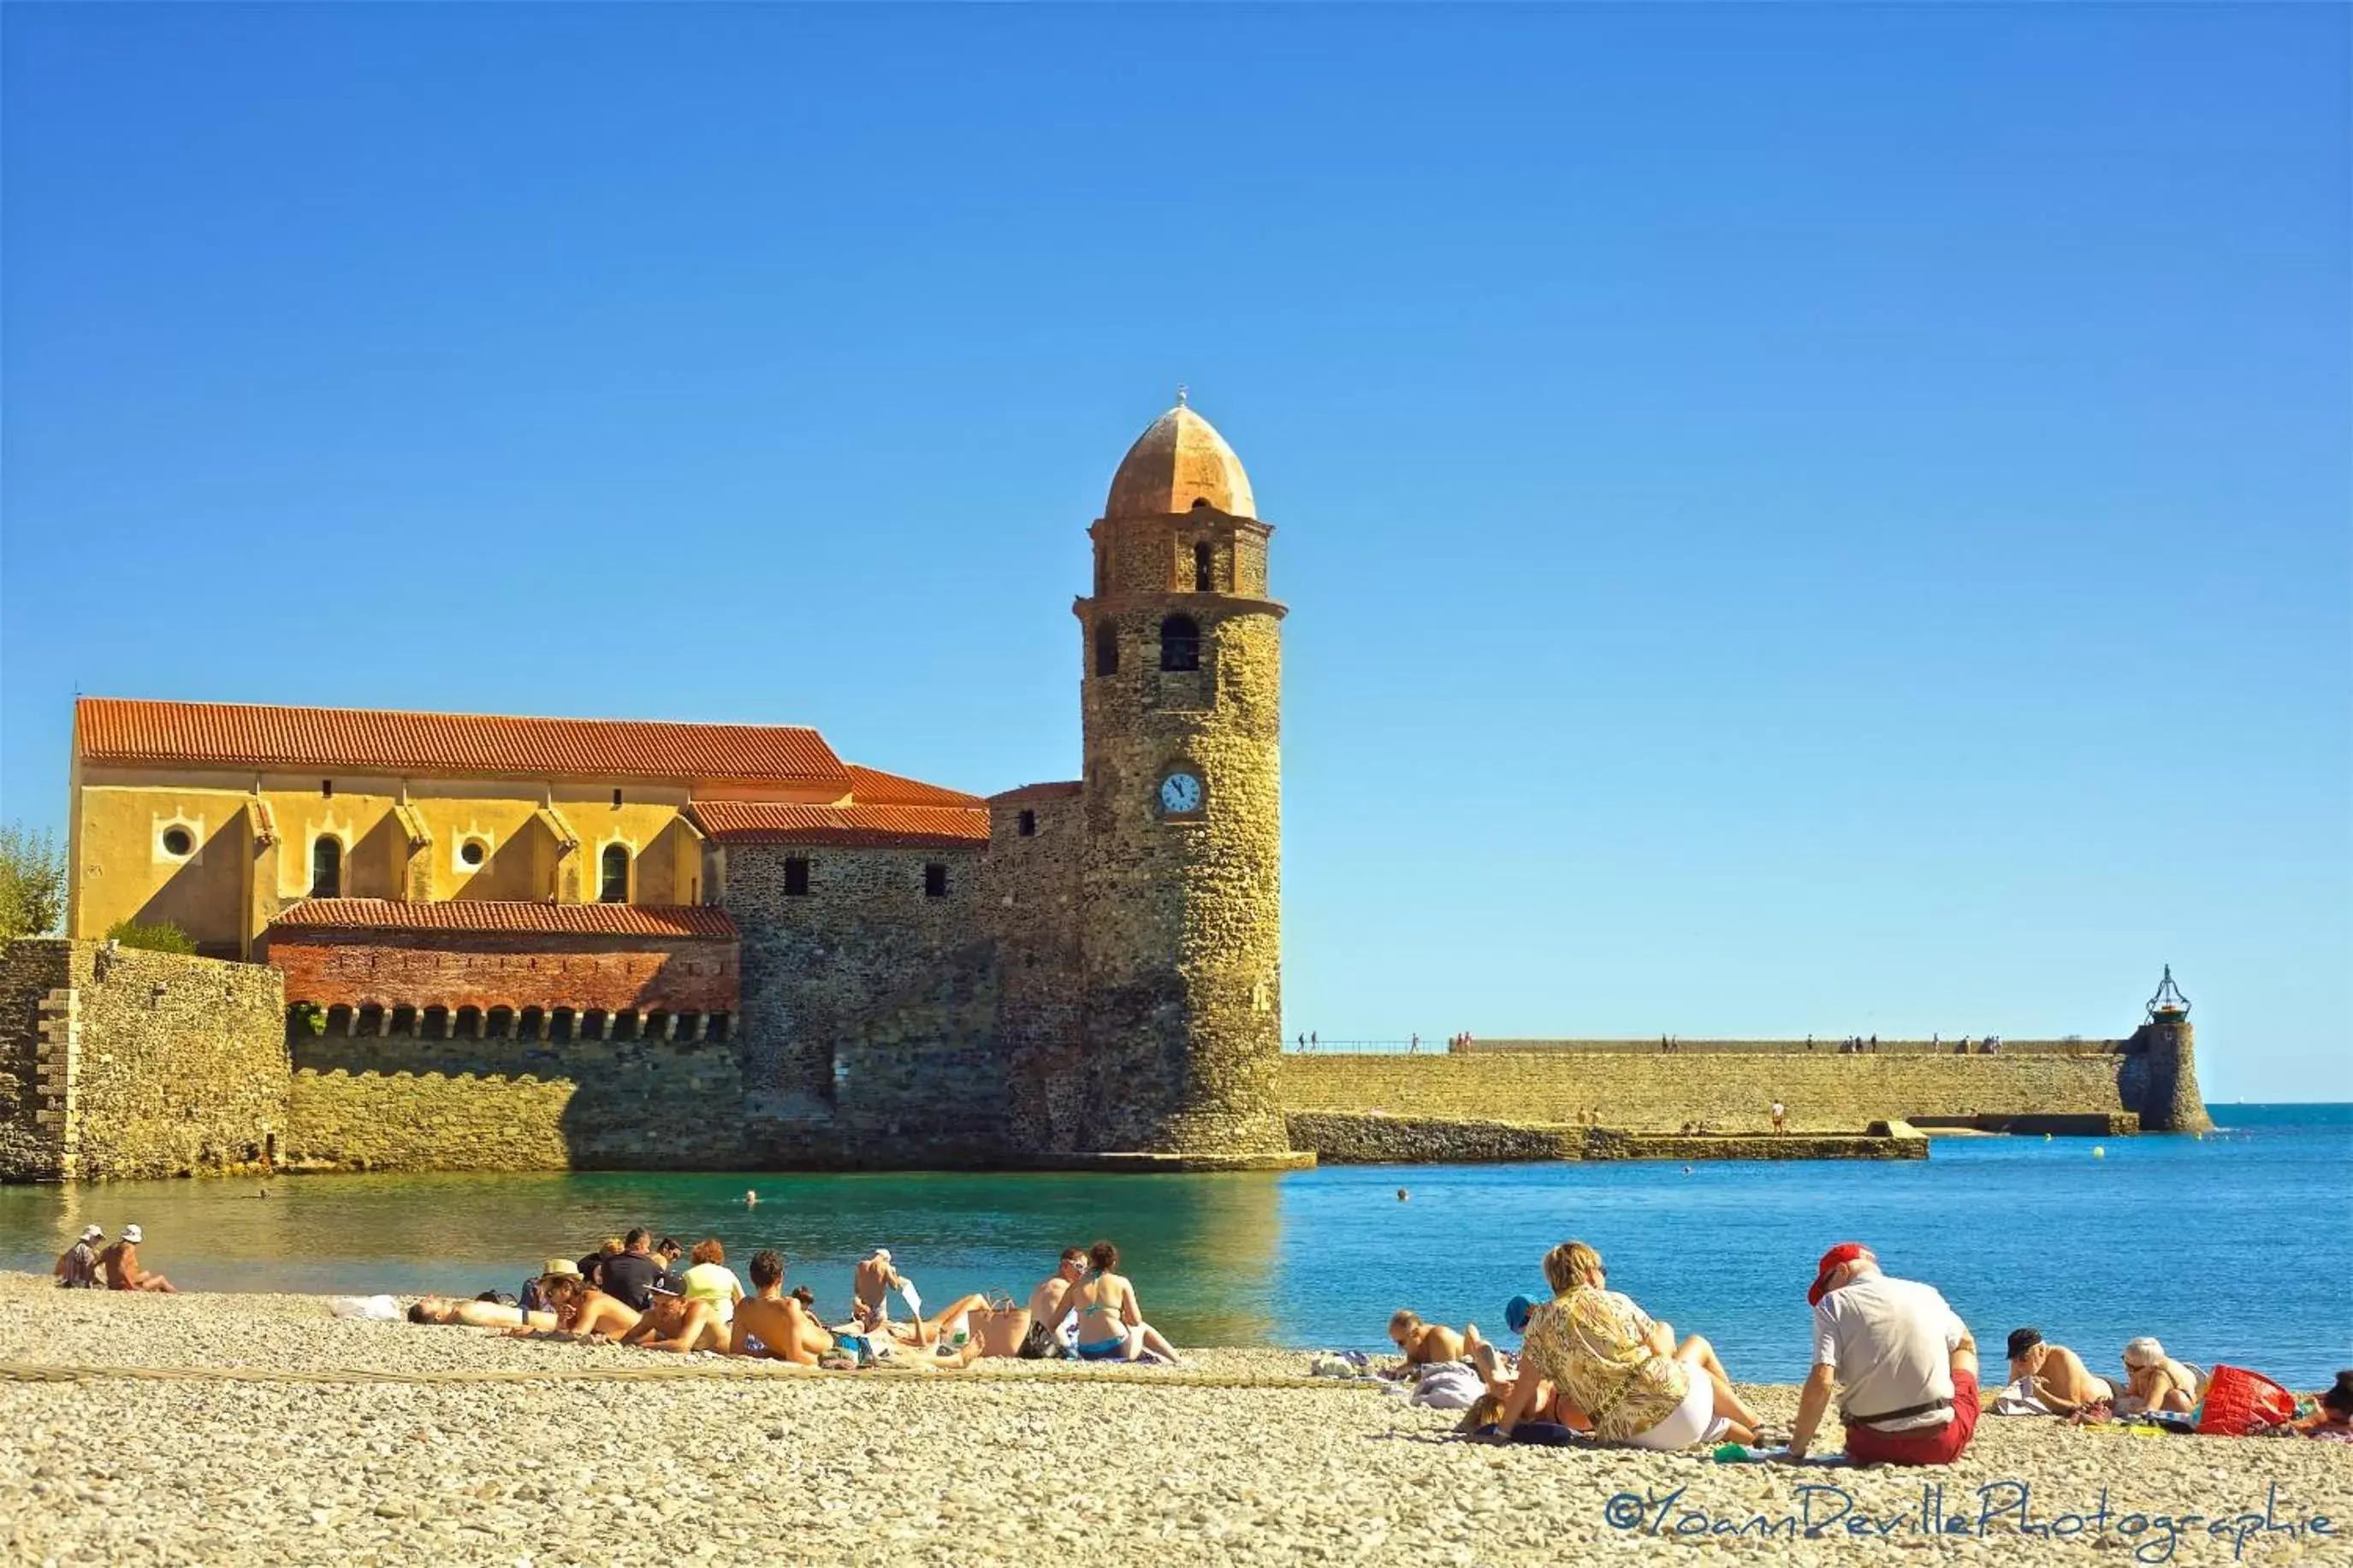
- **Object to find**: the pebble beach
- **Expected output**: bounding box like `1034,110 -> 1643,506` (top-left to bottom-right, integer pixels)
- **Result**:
0,1276 -> 2345,1566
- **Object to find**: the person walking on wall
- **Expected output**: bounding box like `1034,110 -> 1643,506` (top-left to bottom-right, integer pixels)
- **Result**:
1771,1101 -> 1787,1135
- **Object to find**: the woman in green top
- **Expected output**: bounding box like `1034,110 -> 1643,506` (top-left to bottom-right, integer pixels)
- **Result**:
679,1238 -> 744,1328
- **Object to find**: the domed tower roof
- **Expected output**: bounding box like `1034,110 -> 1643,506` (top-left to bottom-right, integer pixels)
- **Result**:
1104,402 -> 1255,519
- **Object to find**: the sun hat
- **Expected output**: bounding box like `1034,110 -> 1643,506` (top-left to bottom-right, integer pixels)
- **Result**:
1505,1294 -> 1536,1334
80,1224 -> 103,1242
2006,1328 -> 2044,1362
1807,1242 -> 1869,1306
544,1258 -> 582,1279
122,1224 -> 144,1244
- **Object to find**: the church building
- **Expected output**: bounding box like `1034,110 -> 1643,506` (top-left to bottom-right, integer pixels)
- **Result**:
62,402 -> 1304,1169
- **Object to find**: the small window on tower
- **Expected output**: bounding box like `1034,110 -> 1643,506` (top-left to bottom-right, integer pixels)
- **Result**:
1017,809 -> 1036,837
1194,541 -> 1213,592
321,779 -> 334,799
785,857 -> 810,896
600,843 -> 630,903
1159,614 -> 1200,672
1094,622 -> 1120,677
924,863 -> 949,898
612,788 -> 624,808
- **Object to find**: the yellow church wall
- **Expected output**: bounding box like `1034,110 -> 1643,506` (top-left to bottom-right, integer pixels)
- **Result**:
69,766 -> 711,954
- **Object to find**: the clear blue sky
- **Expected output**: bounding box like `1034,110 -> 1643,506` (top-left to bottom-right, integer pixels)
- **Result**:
4,8 -> 2344,1099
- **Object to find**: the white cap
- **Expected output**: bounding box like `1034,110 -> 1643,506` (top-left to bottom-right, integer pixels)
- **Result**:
122,1224 -> 143,1243
80,1224 -> 103,1242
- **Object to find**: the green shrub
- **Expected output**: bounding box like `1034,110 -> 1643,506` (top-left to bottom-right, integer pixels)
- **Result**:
0,822 -> 67,941
105,919 -> 198,956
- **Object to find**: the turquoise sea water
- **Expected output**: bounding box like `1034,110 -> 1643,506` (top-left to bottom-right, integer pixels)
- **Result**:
3,1104 -> 2345,1385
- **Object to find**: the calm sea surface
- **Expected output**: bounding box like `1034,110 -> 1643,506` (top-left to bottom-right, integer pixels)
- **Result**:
3,1104 -> 2345,1384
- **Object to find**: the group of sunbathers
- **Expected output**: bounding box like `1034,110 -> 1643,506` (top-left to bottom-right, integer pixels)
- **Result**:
1387,1237 -> 2353,1463
406,1230 -> 1182,1370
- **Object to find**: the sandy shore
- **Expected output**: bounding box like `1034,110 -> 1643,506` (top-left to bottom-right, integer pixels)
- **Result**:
0,1275 -> 2344,1566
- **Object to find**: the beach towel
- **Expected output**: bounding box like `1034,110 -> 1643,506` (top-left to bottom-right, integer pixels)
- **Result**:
329,1296 -> 402,1322
1409,1361 -> 1485,1411
1988,1376 -> 2058,1417
1468,1421 -> 1585,1447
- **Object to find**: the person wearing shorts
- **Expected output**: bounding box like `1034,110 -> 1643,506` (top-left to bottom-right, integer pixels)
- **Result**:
1787,1242 -> 1980,1466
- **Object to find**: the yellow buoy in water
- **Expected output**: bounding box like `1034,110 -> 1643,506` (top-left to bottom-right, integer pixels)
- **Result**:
2093,1145 -> 2107,1159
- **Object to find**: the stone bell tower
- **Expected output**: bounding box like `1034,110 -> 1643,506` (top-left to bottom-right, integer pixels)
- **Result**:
1071,398 -> 1301,1163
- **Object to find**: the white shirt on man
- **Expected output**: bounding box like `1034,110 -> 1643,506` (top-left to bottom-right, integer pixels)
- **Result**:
1811,1272 -> 1969,1433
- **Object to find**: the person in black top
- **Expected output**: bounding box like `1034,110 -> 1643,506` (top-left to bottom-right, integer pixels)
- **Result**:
596,1229 -> 665,1311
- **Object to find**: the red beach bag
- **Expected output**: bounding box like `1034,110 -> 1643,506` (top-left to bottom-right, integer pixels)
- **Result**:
2194,1365 -> 2298,1436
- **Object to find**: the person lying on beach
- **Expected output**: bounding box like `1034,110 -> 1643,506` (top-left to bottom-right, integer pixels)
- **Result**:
2005,1328 -> 2115,1413
834,1293 -> 1001,1365
1787,1243 -> 1978,1467
1388,1311 -> 1468,1369
729,1250 -> 834,1364
408,1295 -> 557,1330
1023,1247 -> 1088,1357
98,1226 -> 177,1293
619,1287 -> 729,1353
2295,1371 -> 2353,1437
1491,1240 -> 1757,1451
507,1275 -> 642,1340
2114,1338 -> 2202,1415
1067,1240 -> 1183,1365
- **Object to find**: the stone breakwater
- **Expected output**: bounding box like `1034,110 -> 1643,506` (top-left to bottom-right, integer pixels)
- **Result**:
1,1277 -> 2344,1566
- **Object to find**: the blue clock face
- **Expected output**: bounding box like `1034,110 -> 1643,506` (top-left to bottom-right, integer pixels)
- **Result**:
1159,772 -> 1203,814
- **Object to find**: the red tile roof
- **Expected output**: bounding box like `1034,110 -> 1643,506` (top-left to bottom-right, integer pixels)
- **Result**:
690,800 -> 989,849
75,698 -> 848,789
987,780 -> 1084,804
843,764 -> 986,809
268,899 -> 738,939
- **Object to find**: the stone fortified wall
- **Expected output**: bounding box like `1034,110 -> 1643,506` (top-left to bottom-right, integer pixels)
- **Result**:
0,939 -> 287,1181
1275,1041 -> 2174,1133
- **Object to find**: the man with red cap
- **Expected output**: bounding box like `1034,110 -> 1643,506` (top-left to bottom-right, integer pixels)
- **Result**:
1785,1243 -> 1979,1466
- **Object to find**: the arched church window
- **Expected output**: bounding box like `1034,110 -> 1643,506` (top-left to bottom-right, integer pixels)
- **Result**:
1159,614 -> 1200,672
1194,541 -> 1213,592
600,843 -> 630,903
310,836 -> 341,898
1094,621 -> 1120,677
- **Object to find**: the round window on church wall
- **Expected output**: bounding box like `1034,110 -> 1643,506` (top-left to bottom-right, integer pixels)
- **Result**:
160,825 -> 194,858
460,840 -> 488,867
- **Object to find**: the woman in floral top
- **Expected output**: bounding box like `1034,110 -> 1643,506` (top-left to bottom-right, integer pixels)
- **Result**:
1494,1240 -> 1760,1449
